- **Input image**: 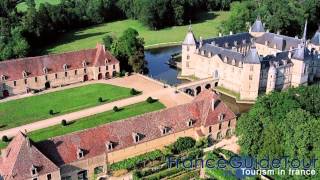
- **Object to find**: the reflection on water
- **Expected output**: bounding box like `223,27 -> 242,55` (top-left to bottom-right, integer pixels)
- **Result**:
145,46 -> 253,114
145,46 -> 185,85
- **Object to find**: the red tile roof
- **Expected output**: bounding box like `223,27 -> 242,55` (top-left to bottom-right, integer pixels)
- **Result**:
36,90 -> 235,166
0,132 -> 59,180
0,44 -> 119,81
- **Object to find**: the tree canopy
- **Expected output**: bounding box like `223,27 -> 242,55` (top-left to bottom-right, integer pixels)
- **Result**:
236,85 -> 320,179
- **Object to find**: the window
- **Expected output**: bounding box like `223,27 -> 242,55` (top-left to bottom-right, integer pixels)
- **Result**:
22,71 -> 28,78
24,79 -> 27,85
106,66 -> 109,70
75,70 -> 78,75
43,67 -> 48,74
228,121 -> 231,127
186,62 -> 190,68
98,67 -> 101,72
84,68 -> 87,74
113,65 -> 116,69
218,113 -> 225,121
45,75 -> 48,81
31,165 -> 37,176
187,46 -> 189,51
209,126 -> 212,133
132,133 -> 142,143
63,64 -> 68,71
33,178 -> 37,180
187,55 -> 190,60
82,61 -> 87,68
77,148 -> 84,159
187,119 -> 194,127
94,166 -> 104,175
14,81 -> 16,86
35,77 -> 38,82
219,123 -> 222,130
77,170 -> 88,180
47,174 -> 52,180
106,141 -> 114,151
1,75 -> 6,81
249,75 -> 253,80
65,72 -> 68,77
160,126 -> 169,135
250,65 -> 254,71
55,74 -> 58,79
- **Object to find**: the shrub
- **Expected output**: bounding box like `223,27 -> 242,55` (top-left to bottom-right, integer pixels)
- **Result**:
2,135 -> 9,142
98,97 -> 103,102
49,109 -> 54,115
113,106 -> 119,112
173,137 -> 196,154
187,148 -> 203,159
61,119 -> 67,126
130,88 -> 140,95
146,97 -> 155,103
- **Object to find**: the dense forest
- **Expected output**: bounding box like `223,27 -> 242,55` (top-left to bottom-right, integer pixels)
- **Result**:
1,0 -> 320,62
236,85 -> 320,179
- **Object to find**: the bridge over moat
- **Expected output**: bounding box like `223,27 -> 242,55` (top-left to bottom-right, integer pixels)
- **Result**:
177,77 -> 219,96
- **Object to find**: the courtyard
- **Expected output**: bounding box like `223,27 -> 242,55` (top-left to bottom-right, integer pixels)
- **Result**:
0,83 -> 133,130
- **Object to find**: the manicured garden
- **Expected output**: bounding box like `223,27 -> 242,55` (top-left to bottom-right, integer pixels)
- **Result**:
0,83 -> 135,130
40,11 -> 229,54
110,137 -> 209,180
28,100 -> 164,142
0,100 -> 165,149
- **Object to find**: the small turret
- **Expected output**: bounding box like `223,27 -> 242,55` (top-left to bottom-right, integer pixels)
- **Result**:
244,44 -> 260,64
311,25 -> 320,46
182,24 -> 197,46
250,16 -> 265,32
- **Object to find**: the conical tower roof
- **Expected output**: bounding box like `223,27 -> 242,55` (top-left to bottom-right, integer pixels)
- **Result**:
251,17 -> 265,32
182,25 -> 197,45
244,44 -> 260,64
311,26 -> 320,45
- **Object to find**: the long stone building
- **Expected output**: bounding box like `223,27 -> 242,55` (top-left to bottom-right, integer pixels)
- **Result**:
0,44 -> 120,98
181,18 -> 320,100
0,90 -> 236,180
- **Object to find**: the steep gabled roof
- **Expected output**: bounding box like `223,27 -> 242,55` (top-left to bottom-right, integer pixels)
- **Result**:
183,26 -> 197,45
0,132 -> 59,180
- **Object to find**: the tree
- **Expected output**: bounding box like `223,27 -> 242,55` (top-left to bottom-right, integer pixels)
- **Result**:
173,137 -> 196,153
2,135 -> 9,142
61,119 -> 67,126
102,35 -> 114,51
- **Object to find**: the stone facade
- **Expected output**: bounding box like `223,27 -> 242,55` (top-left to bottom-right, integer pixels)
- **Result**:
0,90 -> 236,180
181,19 -> 320,101
0,44 -> 120,98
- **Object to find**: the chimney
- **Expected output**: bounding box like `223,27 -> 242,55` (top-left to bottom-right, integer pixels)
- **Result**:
199,36 -> 203,48
266,29 -> 270,33
288,51 -> 292,58
219,33 -> 222,37
295,35 -> 298,39
211,98 -> 215,110
277,30 -> 280,35
230,31 -> 233,35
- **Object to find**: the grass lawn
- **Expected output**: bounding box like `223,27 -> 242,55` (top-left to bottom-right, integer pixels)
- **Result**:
0,83 -> 133,130
17,0 -> 60,11
28,101 -> 165,142
39,11 -> 230,54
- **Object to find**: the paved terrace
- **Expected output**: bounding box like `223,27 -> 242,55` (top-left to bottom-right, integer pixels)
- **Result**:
0,74 -> 193,138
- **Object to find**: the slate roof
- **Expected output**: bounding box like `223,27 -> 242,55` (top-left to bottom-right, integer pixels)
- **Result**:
200,43 -> 244,62
243,45 -> 260,64
183,30 -> 197,45
251,18 -> 265,32
33,90 -> 235,166
0,44 -> 119,81
255,33 -> 302,51
203,33 -> 252,48
0,132 -> 59,180
311,28 -> 320,45
292,43 -> 311,61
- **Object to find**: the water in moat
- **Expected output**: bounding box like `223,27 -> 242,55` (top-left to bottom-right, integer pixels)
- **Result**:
144,45 -> 252,114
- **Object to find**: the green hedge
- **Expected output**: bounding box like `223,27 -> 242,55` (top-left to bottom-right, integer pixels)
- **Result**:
110,150 -> 163,171
143,167 -> 185,180
168,170 -> 199,180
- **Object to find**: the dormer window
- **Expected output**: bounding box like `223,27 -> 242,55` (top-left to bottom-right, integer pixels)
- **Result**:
218,113 -> 225,121
105,59 -> 110,65
132,132 -> 142,143
159,125 -> 170,135
82,61 -> 87,68
187,119 -> 195,127
224,42 -> 229,48
1,75 -> 6,81
31,165 -> 38,176
77,148 -> 84,159
223,56 -> 227,63
232,59 -> 235,66
233,41 -> 237,46
63,64 -> 68,71
106,141 -> 114,151
22,71 -> 28,78
43,67 -> 48,74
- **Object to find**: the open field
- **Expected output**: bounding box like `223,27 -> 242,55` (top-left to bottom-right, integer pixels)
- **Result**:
40,11 -> 230,54
0,83 -> 133,130
0,101 -> 165,149
17,0 -> 60,11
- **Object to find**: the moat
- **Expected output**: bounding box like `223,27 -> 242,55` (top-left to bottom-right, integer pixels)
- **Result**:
145,46 -> 252,114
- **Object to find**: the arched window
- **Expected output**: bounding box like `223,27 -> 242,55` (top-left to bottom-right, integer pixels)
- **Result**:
82,61 -> 87,68
214,70 -> 219,78
43,67 -> 48,74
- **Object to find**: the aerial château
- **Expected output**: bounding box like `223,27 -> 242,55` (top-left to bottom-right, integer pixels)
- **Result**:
181,18 -> 320,100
